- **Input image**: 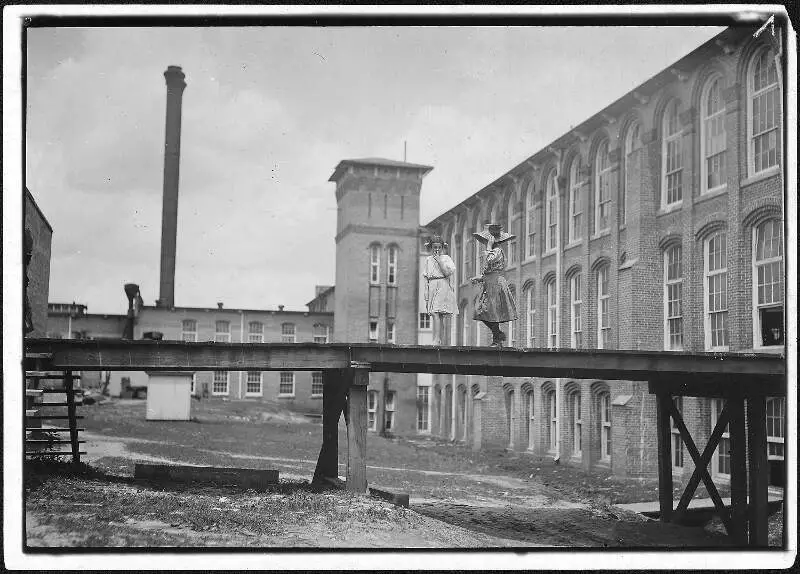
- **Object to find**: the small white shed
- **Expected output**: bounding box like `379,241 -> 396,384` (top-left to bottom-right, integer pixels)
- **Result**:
146,371 -> 192,421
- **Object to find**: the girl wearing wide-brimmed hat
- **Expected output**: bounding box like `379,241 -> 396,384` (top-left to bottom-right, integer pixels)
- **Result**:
470,223 -> 518,347
422,234 -> 458,346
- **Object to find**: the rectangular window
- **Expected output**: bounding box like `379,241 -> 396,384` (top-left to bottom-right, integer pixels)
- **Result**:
385,391 -> 396,431
387,246 -> 398,285
212,371 -> 229,395
313,324 -> 329,344
419,313 -> 431,330
664,245 -> 684,350
671,397 -> 684,471
705,233 -> 729,350
569,161 -> 583,243
279,372 -> 295,396
462,230 -> 472,283
370,245 -> 380,285
182,319 -> 197,342
281,323 -> 296,343
600,393 -> 611,462
663,102 -> 683,207
214,320 -> 230,342
368,320 -> 379,342
191,373 -> 197,395
712,399 -> 731,478
750,51 -> 780,175
572,393 -> 582,456
248,321 -> 263,343
548,391 -> 557,451
703,79 -> 727,192
526,288 -> 536,348
246,371 -> 263,395
387,321 -> 396,344
597,267 -> 610,349
417,385 -> 430,432
546,174 -> 558,252
527,200 -> 536,258
766,397 -> 785,459
754,220 -> 784,347
311,372 -> 324,397
367,391 -> 378,431
595,143 -> 612,234
547,280 -> 558,348
570,274 -> 582,348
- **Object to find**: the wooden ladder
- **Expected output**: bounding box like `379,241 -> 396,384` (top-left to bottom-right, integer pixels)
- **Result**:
25,352 -> 86,464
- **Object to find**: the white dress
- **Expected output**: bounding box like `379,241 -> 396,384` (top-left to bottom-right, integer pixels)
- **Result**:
423,254 -> 458,315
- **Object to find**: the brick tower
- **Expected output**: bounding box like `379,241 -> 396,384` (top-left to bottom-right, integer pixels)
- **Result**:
329,158 -> 433,434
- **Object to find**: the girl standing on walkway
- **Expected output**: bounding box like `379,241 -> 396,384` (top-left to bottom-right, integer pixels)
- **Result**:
422,235 -> 458,346
471,224 -> 518,347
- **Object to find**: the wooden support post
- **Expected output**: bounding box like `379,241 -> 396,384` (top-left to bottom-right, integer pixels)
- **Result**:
728,396 -> 748,545
346,362 -> 369,493
746,395 -> 769,547
312,370 -> 347,484
655,392 -> 674,522
64,370 -> 80,465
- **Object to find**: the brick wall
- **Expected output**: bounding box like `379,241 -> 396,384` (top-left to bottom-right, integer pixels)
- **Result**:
24,190 -> 52,338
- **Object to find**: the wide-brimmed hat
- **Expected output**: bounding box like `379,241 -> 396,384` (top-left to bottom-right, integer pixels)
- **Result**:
424,234 -> 448,249
473,223 -> 515,245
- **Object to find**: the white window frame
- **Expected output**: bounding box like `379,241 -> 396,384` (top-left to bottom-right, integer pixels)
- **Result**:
597,266 -> 610,349
568,158 -> 583,244
419,313 -> 431,330
766,397 -> 785,461
460,307 -> 469,346
600,392 -> 611,462
182,319 -> 197,342
191,373 -> 197,395
368,320 -> 379,342
387,245 -> 398,286
594,141 -> 612,235
700,75 -> 728,194
281,322 -> 296,343
525,181 -> 536,260
704,232 -> 729,351
547,390 -> 558,452
278,372 -> 295,397
571,392 -> 582,456
367,391 -> 378,431
622,122 -> 641,226
385,391 -> 397,431
747,47 -> 781,177
526,287 -> 536,348
570,273 -> 582,349
663,245 -> 684,351
417,385 -> 430,432
313,324 -> 330,344
311,372 -> 324,398
546,279 -> 558,348
671,396 -> 684,473
214,320 -> 230,342
474,221 -> 482,276
245,371 -> 263,396
369,245 -> 381,285
212,371 -> 229,396
506,200 -> 518,268
545,172 -> 558,253
711,398 -> 731,480
661,100 -> 684,209
387,321 -> 396,344
752,219 -> 784,349
462,225 -> 471,283
248,321 -> 263,343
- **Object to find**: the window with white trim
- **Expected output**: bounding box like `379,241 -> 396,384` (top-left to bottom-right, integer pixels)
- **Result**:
524,390 -> 534,449
599,392 -> 611,462
701,76 -> 727,193
570,273 -> 582,348
662,100 -> 683,208
506,200 -> 518,267
664,245 -> 684,350
387,245 -> 398,285
313,323 -> 330,344
748,47 -> 781,175
507,286 -> 517,347
311,372 -> 324,397
417,385 -> 430,432
367,391 -> 378,431
212,371 -> 229,395
385,391 -> 396,431
597,266 -> 610,349
526,181 -> 536,258
248,321 -> 263,343
545,171 -> 558,252
281,323 -> 296,343
474,220 -> 481,276
214,320 -> 230,342
753,219 -> 784,347
279,372 -> 295,396
671,396 -> 684,471
246,371 -> 263,395
622,122 -> 641,225
766,397 -> 785,460
191,373 -> 197,395
462,225 -> 471,283
182,319 -> 197,342
571,391 -> 582,456
568,158 -> 583,243
704,232 -> 729,350
526,286 -> 536,347
547,389 -> 557,452
419,313 -> 431,330
461,305 -> 469,346
368,320 -> 379,342
387,321 -> 396,344
595,141 -> 612,234
369,245 -> 381,285
711,399 -> 730,478
546,278 -> 558,348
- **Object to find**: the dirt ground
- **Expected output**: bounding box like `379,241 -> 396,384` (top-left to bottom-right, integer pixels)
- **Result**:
23,397 -> 779,549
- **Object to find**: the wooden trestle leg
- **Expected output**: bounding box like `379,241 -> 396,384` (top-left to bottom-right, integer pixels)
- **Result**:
312,370 -> 347,484
346,363 -> 369,493
655,392 -> 674,522
746,395 -> 769,547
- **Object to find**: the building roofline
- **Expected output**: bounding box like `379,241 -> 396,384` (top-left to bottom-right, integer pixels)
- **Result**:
24,188 -> 53,233
141,305 -> 334,316
329,157 -> 433,182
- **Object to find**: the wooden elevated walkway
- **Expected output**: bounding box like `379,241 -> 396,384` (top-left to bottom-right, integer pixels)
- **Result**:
23,338 -> 786,546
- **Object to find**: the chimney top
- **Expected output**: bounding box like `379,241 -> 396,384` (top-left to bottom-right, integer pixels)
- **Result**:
278,305 -> 285,312
164,65 -> 186,90
217,302 -> 224,309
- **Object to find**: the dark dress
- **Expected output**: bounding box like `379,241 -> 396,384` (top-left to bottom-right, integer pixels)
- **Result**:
472,247 -> 518,323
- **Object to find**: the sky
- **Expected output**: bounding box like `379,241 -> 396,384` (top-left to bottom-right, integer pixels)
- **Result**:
25,25 -> 724,314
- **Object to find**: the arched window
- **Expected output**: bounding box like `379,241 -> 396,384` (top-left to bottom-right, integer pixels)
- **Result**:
523,387 -> 534,450
525,180 -> 536,259
546,389 -> 558,451
599,391 -> 611,462
248,321 -> 263,343
545,171 -> 559,252
570,273 -> 582,348
506,194 -> 518,266
369,244 -> 381,285
526,285 -> 536,347
474,217 -> 482,276
570,391 -> 582,456
748,47 -> 781,175
701,76 -> 727,193
504,386 -> 515,448
663,245 -> 684,350
595,141 -> 612,234
597,265 -> 610,349
387,245 -> 398,285
462,222 -> 472,283
622,122 -> 641,225
662,100 -> 683,208
546,277 -> 558,348
753,219 -> 784,347
568,157 -> 583,243
704,231 -> 729,350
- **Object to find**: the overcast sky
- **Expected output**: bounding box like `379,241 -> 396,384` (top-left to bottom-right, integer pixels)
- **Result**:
26,25 -> 724,314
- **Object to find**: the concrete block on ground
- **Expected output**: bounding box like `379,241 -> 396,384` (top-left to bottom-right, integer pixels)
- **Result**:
369,486 -> 410,508
134,463 -> 278,490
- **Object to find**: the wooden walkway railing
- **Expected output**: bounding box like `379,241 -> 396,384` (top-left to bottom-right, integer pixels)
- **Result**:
23,338 -> 786,546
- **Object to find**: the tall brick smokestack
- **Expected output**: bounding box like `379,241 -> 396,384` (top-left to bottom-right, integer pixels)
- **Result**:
157,65 -> 187,309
